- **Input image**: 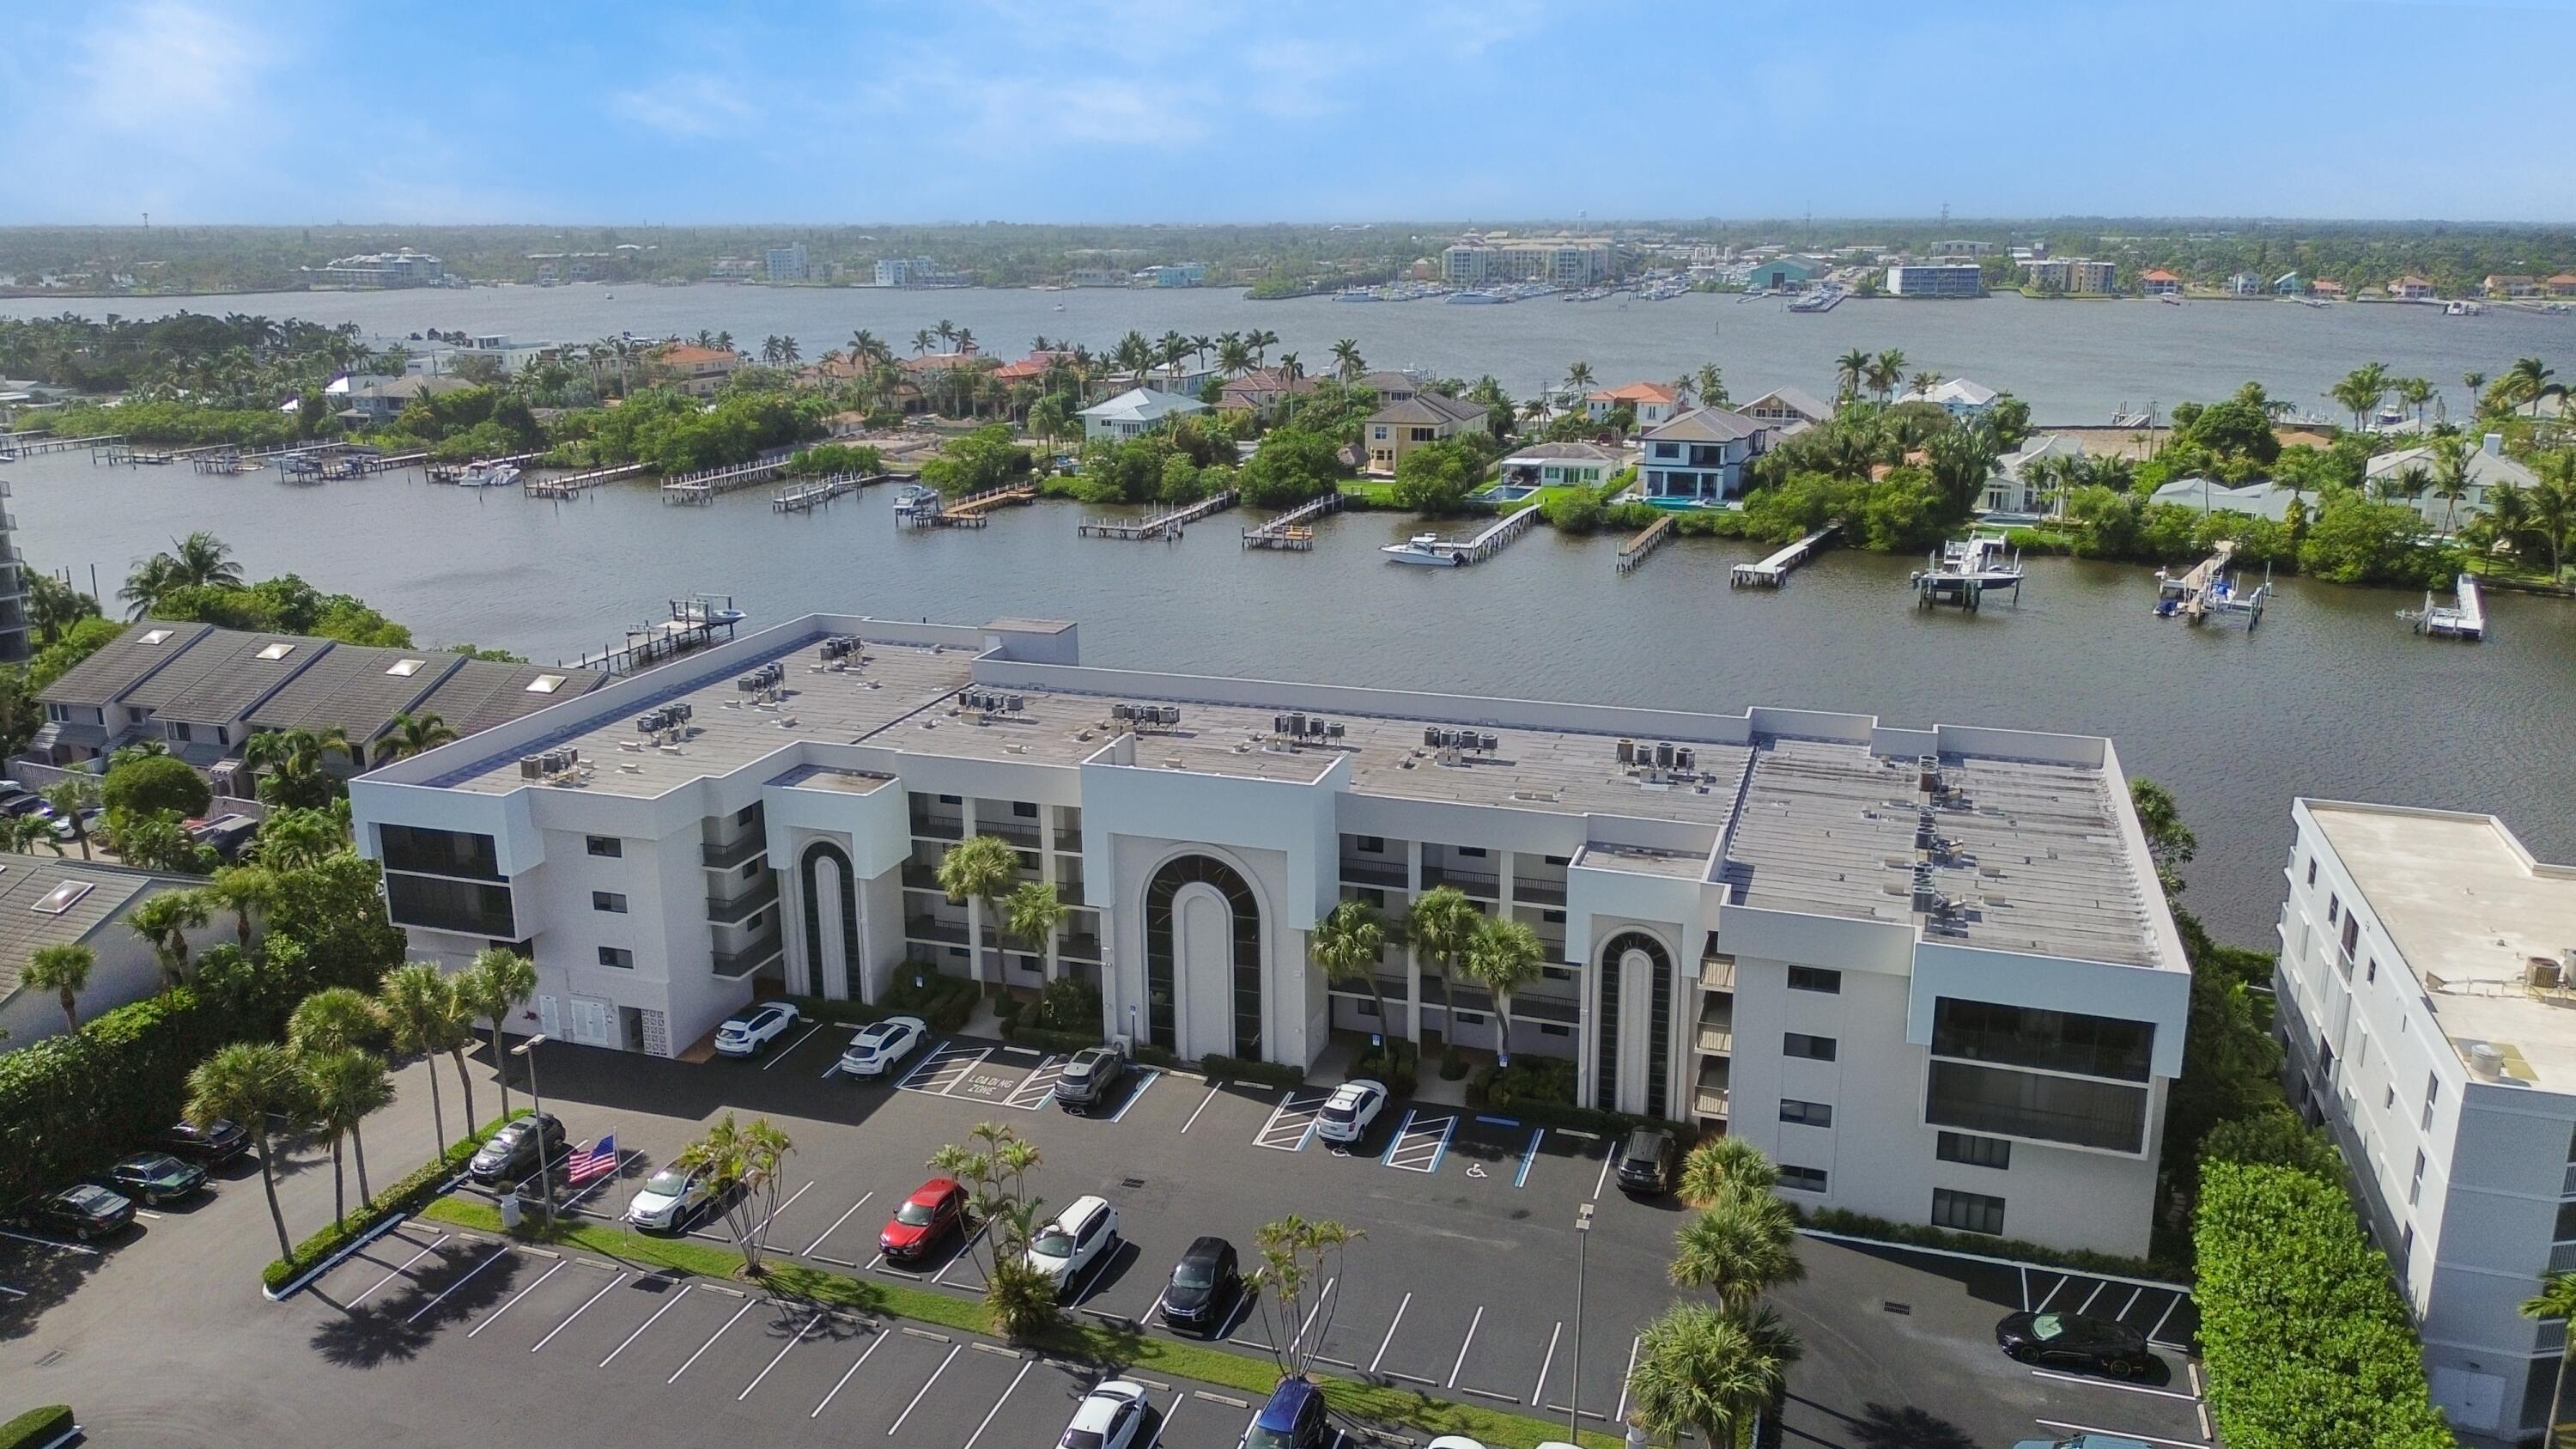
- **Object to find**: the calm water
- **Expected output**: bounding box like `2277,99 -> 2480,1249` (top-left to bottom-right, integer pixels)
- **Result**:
8,283 -> 2574,421
9,441 -> 2572,949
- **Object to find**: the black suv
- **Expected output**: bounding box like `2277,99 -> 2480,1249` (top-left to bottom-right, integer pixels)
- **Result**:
1158,1235 -> 1241,1333
1054,1044 -> 1129,1115
1614,1127 -> 1678,1196
156,1117 -> 251,1164
469,1114 -> 568,1185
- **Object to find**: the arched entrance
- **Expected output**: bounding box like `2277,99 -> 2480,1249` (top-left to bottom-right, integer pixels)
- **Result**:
1596,932 -> 1673,1117
799,841 -> 860,1001
1145,854 -> 1261,1061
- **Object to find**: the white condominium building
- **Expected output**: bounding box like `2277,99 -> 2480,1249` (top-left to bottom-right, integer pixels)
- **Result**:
350,611 -> 2190,1256
2273,800 -> 2576,1441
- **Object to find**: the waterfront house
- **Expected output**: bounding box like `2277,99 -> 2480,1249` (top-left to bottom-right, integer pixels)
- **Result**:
1738,386 -> 1836,429
1352,370 -> 1423,404
2273,271 -> 2305,295
2483,275 -> 2542,299
341,374 -> 474,426
1637,406 -> 1771,503
2390,274 -> 2437,301
1215,368 -> 1321,417
993,351 -> 1074,389
2226,273 -> 2263,295
2311,278 -> 2346,300
2549,273 -> 2576,297
308,248 -> 445,288
2140,269 -> 2184,296
1497,441 -> 1625,490
1078,387 -> 1206,442
1983,435 -> 2085,516
2364,434 -> 2531,531
348,606 -> 2191,1257
1899,377 -> 2000,420
0,861 -> 227,1051
650,343 -> 744,398
1363,392 -> 1491,475
2145,477 -> 2301,523
1585,382 -> 1681,429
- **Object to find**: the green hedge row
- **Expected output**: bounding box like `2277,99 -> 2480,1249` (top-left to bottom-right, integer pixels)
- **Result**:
998,1022 -> 1108,1055
2195,1160 -> 2450,1449
261,1112 -> 520,1292
786,967 -> 980,1035
1195,1054 -> 1305,1089
0,1406 -> 73,1449
1798,1206 -> 2182,1282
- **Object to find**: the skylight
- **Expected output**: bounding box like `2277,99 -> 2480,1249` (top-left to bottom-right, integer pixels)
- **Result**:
256,642 -> 295,661
386,658 -> 426,677
140,629 -> 173,646
32,880 -> 94,915
526,674 -> 567,694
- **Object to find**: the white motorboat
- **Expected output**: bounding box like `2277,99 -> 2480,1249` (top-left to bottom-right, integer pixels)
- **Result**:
1382,533 -> 1467,566
456,461 -> 519,489
893,482 -> 944,521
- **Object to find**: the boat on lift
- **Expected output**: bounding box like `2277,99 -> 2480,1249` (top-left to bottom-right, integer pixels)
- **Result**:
455,461 -> 520,489
1381,533 -> 1468,567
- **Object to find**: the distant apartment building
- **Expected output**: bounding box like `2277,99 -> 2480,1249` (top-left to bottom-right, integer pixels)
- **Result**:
1134,264 -> 1205,288
1066,269 -> 1123,288
2022,257 -> 2116,295
0,479 -> 26,663
310,248 -> 444,288
2484,275 -> 2542,299
2551,274 -> 2576,298
765,243 -> 811,282
1885,263 -> 1984,298
447,334 -> 557,377
709,257 -> 757,280
2271,799 -> 2576,1441
1441,237 -> 1613,287
874,257 -> 949,288
1929,239 -> 1996,256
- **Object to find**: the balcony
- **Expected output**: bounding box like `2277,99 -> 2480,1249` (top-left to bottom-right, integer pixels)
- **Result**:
905,916 -> 969,947
2562,1161 -> 2576,1198
1339,856 -> 1408,890
910,813 -> 964,842
1701,953 -> 1737,992
707,876 -> 779,923
982,818 -> 1042,848
702,833 -> 767,870
1055,881 -> 1089,908
902,861 -> 941,892
1422,865 -> 1499,900
2552,1240 -> 2576,1275
1060,931 -> 1103,963
1054,826 -> 1084,853
1513,879 -> 1567,907
1694,1058 -> 1732,1121
712,932 -> 782,978
1697,1001 -> 1735,1056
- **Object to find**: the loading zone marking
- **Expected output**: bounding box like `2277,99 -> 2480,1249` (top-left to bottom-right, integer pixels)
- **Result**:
896,1043 -> 991,1095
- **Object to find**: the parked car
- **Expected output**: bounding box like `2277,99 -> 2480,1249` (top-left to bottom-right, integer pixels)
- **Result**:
1425,1439 -> 1491,1449
468,1113 -> 567,1185
1157,1234 -> 1240,1332
155,1117 -> 250,1164
838,1015 -> 928,1077
1613,1127 -> 1678,1196
1027,1195 -> 1117,1287
1995,1311 -> 2155,1379
0,792 -> 46,818
1242,1376 -> 1331,1449
713,1001 -> 802,1057
1053,1044 -> 1128,1114
623,1166 -> 715,1231
21,1184 -> 136,1242
880,1177 -> 969,1263
1314,1079 -> 1388,1145
104,1152 -> 208,1205
1056,1379 -> 1151,1449
186,813 -> 259,857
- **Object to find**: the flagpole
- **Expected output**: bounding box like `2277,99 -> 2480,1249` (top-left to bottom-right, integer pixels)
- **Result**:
513,1034 -> 552,1220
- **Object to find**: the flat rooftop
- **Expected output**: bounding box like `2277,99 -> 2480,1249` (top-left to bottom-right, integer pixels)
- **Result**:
2310,803 -> 2576,1092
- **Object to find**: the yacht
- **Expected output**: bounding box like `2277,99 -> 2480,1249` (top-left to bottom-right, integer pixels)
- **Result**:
456,461 -> 520,489
1381,533 -> 1467,566
893,482 -> 945,521
1446,290 -> 1507,305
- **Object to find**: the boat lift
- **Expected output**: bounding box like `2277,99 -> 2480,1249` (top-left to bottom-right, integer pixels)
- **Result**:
2154,540 -> 2269,627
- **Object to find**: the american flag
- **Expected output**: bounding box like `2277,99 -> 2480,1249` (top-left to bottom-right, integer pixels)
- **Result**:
565,1135 -> 619,1186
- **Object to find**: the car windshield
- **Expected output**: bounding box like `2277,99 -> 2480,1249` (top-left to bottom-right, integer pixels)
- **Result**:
2029,1313 -> 2069,1342
1244,1428 -> 1294,1449
1624,1130 -> 1666,1163
644,1169 -> 691,1195
860,1025 -> 894,1045
64,1186 -> 109,1209
719,1020 -> 750,1034
1034,1227 -> 1074,1257
896,1201 -> 937,1227
1173,1261 -> 1214,1289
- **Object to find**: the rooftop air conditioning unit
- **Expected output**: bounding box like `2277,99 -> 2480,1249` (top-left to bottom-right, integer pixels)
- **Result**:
2467,1042 -> 2506,1080
1617,738 -> 1636,766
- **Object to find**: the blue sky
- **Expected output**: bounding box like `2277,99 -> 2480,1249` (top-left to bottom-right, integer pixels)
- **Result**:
4,0 -> 2573,223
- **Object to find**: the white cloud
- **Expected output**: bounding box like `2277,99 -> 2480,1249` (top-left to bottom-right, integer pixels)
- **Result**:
611,73 -> 762,139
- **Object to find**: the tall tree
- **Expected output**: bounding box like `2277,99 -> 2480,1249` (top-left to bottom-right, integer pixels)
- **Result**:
1309,900 -> 1393,1028
2522,1272 -> 2576,1449
459,948 -> 538,1121
1625,1301 -> 1801,1449
1330,338 -> 1364,381
936,833 -> 1023,984
380,962 -> 464,1154
128,890 -> 210,989
288,985 -> 385,1056
1404,886 -> 1482,992
202,863 -> 275,949
187,1042 -> 304,1262
378,711 -> 458,762
303,1047 -> 393,1222
1669,1189 -> 1807,1311
676,1114 -> 798,1275
1833,349 -> 1871,400
1002,880 -> 1067,977
1459,917 -> 1544,1065
42,777 -> 100,861
1249,1215 -> 1363,1380
23,943 -> 94,1033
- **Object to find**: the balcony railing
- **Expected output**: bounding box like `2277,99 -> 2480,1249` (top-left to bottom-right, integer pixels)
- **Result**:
910,813 -> 964,841
1339,857 -> 1407,889
707,876 -> 779,923
1698,1005 -> 1735,1056
905,916 -> 969,947
1054,827 -> 1084,852
1422,865 -> 1499,899
1513,879 -> 1568,907
982,818 -> 1041,847
2550,1240 -> 2576,1275
902,861 -> 940,891
1060,932 -> 1103,962
1701,954 -> 1737,992
2561,1161 -> 2576,1198
712,933 -> 782,978
702,833 -> 767,870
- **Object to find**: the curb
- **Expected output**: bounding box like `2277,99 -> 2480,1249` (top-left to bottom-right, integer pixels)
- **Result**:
262,1210 -> 412,1302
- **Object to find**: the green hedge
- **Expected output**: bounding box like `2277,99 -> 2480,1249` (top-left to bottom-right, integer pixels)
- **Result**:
261,1111 -> 521,1292
1348,1038 -> 1418,1096
787,967 -> 979,1035
999,1022 -> 1108,1055
2195,1160 -> 2450,1449
1798,1206 -> 2181,1282
1195,1054 -> 1305,1089
1470,1056 -> 1577,1111
0,1406 -> 73,1449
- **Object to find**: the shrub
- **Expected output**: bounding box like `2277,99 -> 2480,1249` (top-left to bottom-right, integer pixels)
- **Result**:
261,1113 -> 521,1291
101,753 -> 211,820
1348,1038 -> 1418,1096
788,969 -> 979,1034
0,1405 -> 74,1449
1473,1056 -> 1577,1110
1437,1042 -> 1469,1081
999,1022 -> 1108,1055
1021,976 -> 1102,1034
1798,1205 -> 2182,1282
1196,1054 -> 1305,1089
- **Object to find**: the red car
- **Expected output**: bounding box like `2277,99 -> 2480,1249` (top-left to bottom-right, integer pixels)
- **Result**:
880,1178 -> 969,1262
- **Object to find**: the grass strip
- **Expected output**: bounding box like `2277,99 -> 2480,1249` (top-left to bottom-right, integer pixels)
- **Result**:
419,1196 -> 1619,1447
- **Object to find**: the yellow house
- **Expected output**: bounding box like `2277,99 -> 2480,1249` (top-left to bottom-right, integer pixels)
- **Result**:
1363,392 -> 1490,475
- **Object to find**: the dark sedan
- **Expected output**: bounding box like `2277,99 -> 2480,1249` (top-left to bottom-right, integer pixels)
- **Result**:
1054,1044 -> 1128,1114
105,1153 -> 208,1205
468,1113 -> 567,1185
21,1184 -> 136,1242
156,1117 -> 250,1164
1157,1234 -> 1240,1333
1996,1310 -> 2155,1378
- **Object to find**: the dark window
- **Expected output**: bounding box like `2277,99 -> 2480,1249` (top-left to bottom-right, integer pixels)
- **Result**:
1457,846 -> 1487,858
1356,836 -> 1385,855
938,794 -> 961,805
1542,909 -> 1566,924
1595,937 -> 1623,1109
1540,1022 -> 1571,1037
2328,893 -> 2340,923
1783,1032 -> 1837,1062
1936,1131 -> 2013,1169
586,836 -> 621,858
2409,1149 -> 2426,1207
385,873 -> 514,935
2424,1076 -> 2439,1132
1780,1099 -> 1833,1128
1926,1061 -> 2148,1153
2306,857 -> 2317,886
1932,1188 -> 2006,1236
1778,1163 -> 1828,1193
2366,958 -> 2377,983
734,804 -> 760,828
1545,855 -> 1569,867
2340,915 -> 2360,956
1012,801 -> 1037,818
1929,998 -> 2154,1082
598,946 -> 634,969
1145,855 -> 1261,1060
2554,1201 -> 2576,1243
1787,965 -> 1842,994
592,892 -> 627,914
380,824 -> 502,881
1647,937 -> 1674,1113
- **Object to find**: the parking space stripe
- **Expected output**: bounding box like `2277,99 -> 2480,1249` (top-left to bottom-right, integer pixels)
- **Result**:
404,1242 -> 512,1324
1614,1334 -> 1640,1424
1143,1393 -> 1180,1449
887,1342 -> 961,1436
350,1231 -> 450,1306
739,1311 -> 825,1399
960,1359 -> 1033,1449
1289,1276 -> 1335,1354
2077,1278 -> 2108,1315
1259,1090 -> 1329,1151
1514,1127 -> 1546,1188
2035,1273 -> 2069,1312
1591,1141 -> 1615,1200
810,1330 -> 886,1418
0,1282 -> 24,1298
2113,1285 -> 2142,1322
1531,1320 -> 1562,1406
1446,1305 -> 1485,1388
1384,1111 -> 1455,1172
601,1282 -> 693,1366
532,1271 -> 627,1352
1004,1056 -> 1068,1110
762,1020 -> 827,1070
1180,1082 -> 1221,1132
467,1258 -> 567,1336
2030,1369 -> 2202,1402
2034,1421 -> 2206,1449
750,1179 -> 816,1239
668,1299 -> 756,1382
2020,1263 -> 2031,1311
933,1221 -> 990,1288
799,1190 -> 876,1258
2149,1294 -> 2185,1343
0,1227 -> 99,1256
1109,1067 -> 1161,1121
1368,1291 -> 1412,1373
1376,1108 -> 1416,1166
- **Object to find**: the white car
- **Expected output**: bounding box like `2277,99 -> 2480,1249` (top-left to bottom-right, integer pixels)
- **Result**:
1426,1439 -> 1491,1449
623,1166 -> 714,1231
1057,1379 -> 1151,1449
838,1015 -> 929,1077
1028,1195 -> 1118,1287
712,1001 -> 802,1057
1314,1079 -> 1388,1144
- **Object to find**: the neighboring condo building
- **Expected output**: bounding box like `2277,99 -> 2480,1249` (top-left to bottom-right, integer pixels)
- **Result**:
1886,263 -> 1985,298
350,610 -> 2191,1256
2273,800 -> 2576,1441
0,478 -> 27,663
1442,237 -> 1613,287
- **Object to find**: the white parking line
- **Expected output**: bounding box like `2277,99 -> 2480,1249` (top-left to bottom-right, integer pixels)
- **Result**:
2112,1285 -> 2142,1322
1109,1068 -> 1163,1122
1290,1276 -> 1336,1354
1591,1142 -> 1615,1200
1613,1334 -> 1640,1423
2035,1273 -> 2070,1312
762,1020 -> 827,1070
532,1271 -> 628,1352
1369,1291 -> 1413,1373
1255,1090 -> 1328,1151
350,1232 -> 451,1306
1446,1304 -> 1486,1388
960,1359 -> 1034,1449
2029,1369 -> 2202,1402
0,1228 -> 99,1256
800,1190 -> 876,1259
403,1242 -> 513,1324
1144,1392 -> 1181,1449
600,1282 -> 694,1367
933,1221 -> 990,1288
1384,1111 -> 1455,1172
134,1209 -> 165,1221
2149,1292 -> 2185,1343
810,1330 -> 886,1417
0,1283 -> 24,1298
1531,1320 -> 1563,1405
2034,1421 -> 2207,1449
1180,1082 -> 1221,1132
668,1298 -> 756,1383
749,1180 -> 816,1240
739,1312 -> 826,1399
1005,1056 -> 1068,1110
887,1342 -> 962,1435
467,1258 -> 567,1337
2077,1278 -> 2108,1315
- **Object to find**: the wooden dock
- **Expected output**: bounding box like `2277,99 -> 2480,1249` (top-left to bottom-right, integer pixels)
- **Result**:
660,454 -> 802,504
426,452 -> 542,484
1079,490 -> 1237,540
940,482 -> 1036,521
1242,491 -> 1344,550
1732,523 -> 1838,587
1457,502 -> 1543,562
527,462 -> 648,498
2153,539 -> 2266,625
1617,514 -> 1675,573
0,431 -> 125,460
771,471 -> 903,513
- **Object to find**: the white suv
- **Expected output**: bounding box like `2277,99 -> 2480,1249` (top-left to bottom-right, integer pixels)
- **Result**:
1029,1195 -> 1119,1287
712,1001 -> 801,1057
1315,1079 -> 1388,1144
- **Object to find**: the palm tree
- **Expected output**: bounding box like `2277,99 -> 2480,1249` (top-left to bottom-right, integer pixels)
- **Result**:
459,948 -> 538,1120
288,984 -> 385,1056
1907,370 -> 1942,400
2524,1272 -> 2576,1449
1330,339 -> 1364,382
2501,356 -> 2558,411
676,1115 -> 798,1275
0,813 -> 62,856
202,863 -> 274,949
2464,370 -> 2488,414
377,711 -> 459,763
1404,886 -> 1483,995
1833,349 -> 1871,400
26,572 -> 99,645
1697,363 -> 1728,408
24,943 -> 94,1032
1868,349 -> 1907,401
42,778 -> 99,861
1625,1301 -> 1801,1449
187,1042 -> 303,1262
1249,329 -> 1279,368
911,328 -> 934,356
2429,432 -> 2476,535
1679,1135 -> 1779,1205
1563,361 -> 1595,401
1459,917 -> 1543,1066
303,1047 -> 392,1223
1002,880 -> 1067,977
118,553 -> 182,618
128,890 -> 210,989
936,834 -> 1023,984
164,531 -> 244,588
1215,334 -> 1252,377
380,962 -> 465,1154
1670,1189 -> 1807,1310
2331,362 -> 2393,429
935,320 -> 958,353
255,808 -> 340,870
2396,375 -> 2435,428
1309,900 -> 1392,1027
777,335 -> 799,365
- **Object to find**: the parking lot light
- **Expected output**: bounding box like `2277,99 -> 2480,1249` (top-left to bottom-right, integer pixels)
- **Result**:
1571,1201 -> 1594,1442
513,1034 -> 552,1217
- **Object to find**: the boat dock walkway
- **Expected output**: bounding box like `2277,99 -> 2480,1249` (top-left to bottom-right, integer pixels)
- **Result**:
426,452 -> 542,484
1079,490 -> 1238,541
0,431 -> 125,460
2154,539 -> 2269,626
660,454 -> 800,504
527,462 -> 649,498
1731,523 -> 1838,586
1458,502 -> 1543,562
1617,514 -> 1675,573
1242,491 -> 1345,551
772,470 -> 906,513
2405,573 -> 2487,640
898,481 -> 1036,528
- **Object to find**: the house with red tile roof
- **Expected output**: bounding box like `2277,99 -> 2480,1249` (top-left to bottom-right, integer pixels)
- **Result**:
2140,269 -> 2183,296
2389,274 -> 2437,301
649,343 -> 743,397
1584,381 -> 1681,428
993,350 -> 1075,386
2549,274 -> 2576,297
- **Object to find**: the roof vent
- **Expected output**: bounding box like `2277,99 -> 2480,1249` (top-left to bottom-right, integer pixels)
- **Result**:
2467,1042 -> 2506,1080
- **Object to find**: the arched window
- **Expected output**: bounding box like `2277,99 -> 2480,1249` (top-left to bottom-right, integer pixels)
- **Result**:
799,841 -> 860,1001
1145,854 -> 1261,1060
1597,932 -> 1673,1116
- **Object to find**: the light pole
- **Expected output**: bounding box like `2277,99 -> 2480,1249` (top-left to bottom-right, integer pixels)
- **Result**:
1570,1201 -> 1595,1443
512,1034 -> 551,1217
